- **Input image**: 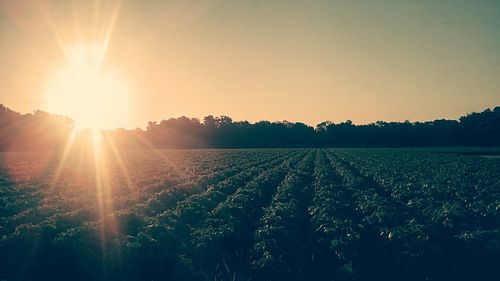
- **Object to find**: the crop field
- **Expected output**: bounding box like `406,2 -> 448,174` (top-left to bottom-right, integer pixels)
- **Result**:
0,148 -> 499,281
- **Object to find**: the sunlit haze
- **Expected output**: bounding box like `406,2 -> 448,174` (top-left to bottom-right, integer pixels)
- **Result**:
1,2 -> 500,279
46,43 -> 131,130
0,0 -> 499,129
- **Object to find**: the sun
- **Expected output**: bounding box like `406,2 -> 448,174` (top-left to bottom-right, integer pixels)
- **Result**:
46,43 -> 131,131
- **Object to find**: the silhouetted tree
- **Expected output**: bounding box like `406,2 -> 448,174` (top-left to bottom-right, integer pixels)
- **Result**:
1,104 -> 499,150
0,104 -> 73,151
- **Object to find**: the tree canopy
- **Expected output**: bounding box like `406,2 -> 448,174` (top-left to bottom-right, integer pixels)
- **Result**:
1,104 -> 499,150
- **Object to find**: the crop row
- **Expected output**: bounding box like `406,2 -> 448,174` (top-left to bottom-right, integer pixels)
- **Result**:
123,150 -> 311,281
1,148 -> 499,281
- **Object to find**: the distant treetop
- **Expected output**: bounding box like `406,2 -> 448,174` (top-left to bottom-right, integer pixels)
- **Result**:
0,104 -> 499,150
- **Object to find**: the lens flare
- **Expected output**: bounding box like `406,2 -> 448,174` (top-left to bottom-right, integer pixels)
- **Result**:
43,0 -> 130,131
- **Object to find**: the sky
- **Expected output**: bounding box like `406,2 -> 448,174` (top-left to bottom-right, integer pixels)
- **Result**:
0,0 -> 499,129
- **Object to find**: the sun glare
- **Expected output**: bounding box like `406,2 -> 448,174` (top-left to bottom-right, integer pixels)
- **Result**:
46,43 -> 131,131
91,129 -> 103,145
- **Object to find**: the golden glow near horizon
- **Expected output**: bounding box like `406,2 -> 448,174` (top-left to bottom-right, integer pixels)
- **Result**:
0,0 -> 499,129
46,43 -> 131,130
40,0 -> 131,130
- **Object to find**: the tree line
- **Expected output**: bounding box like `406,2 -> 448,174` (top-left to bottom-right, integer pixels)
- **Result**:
0,104 -> 73,151
1,103 -> 499,150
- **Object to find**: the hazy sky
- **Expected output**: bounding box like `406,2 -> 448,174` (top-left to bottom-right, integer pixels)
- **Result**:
0,0 -> 499,129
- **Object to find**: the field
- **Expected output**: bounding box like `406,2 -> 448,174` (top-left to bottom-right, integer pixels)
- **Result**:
0,148 -> 499,281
